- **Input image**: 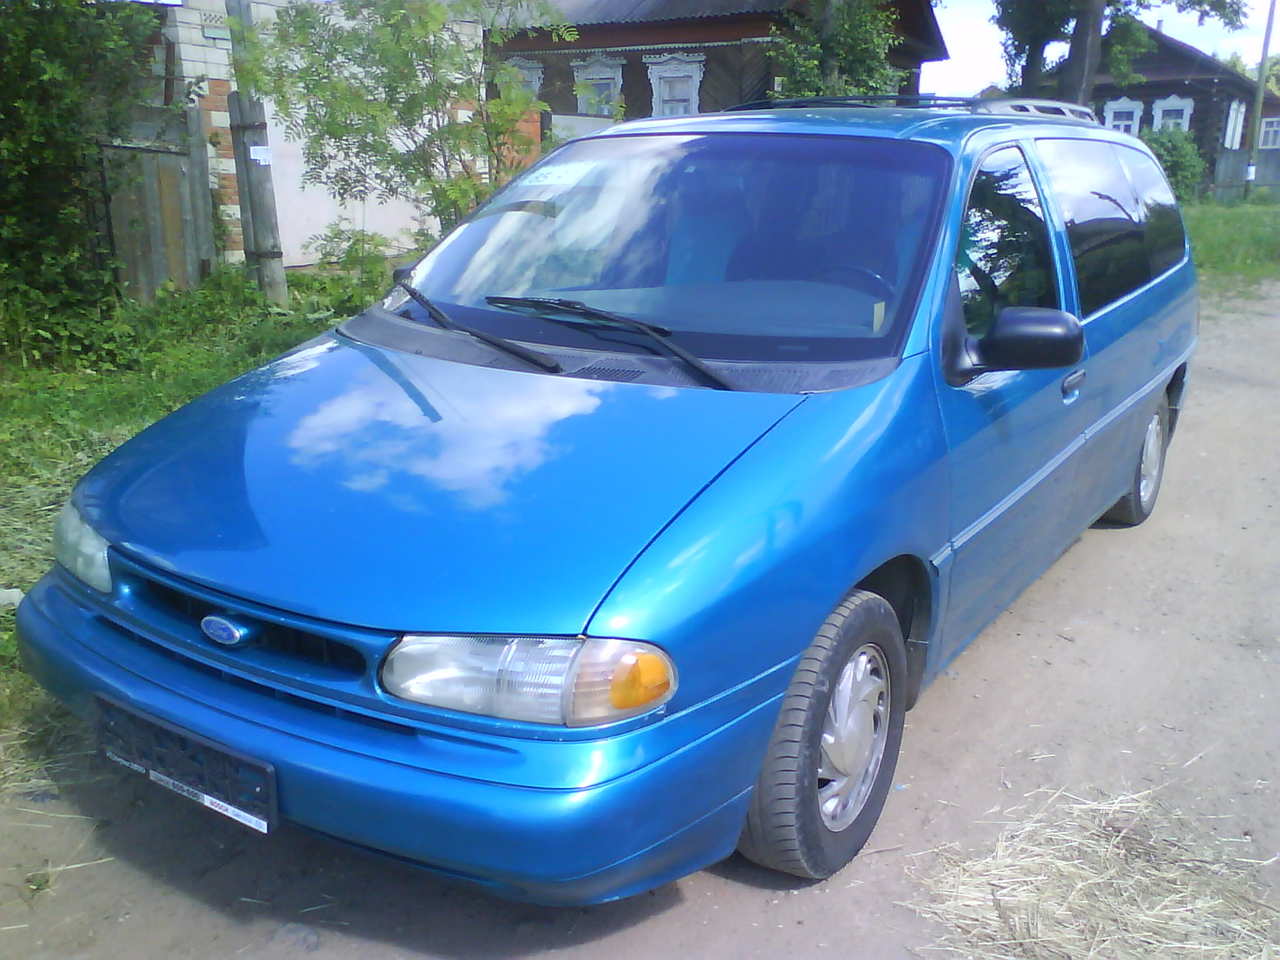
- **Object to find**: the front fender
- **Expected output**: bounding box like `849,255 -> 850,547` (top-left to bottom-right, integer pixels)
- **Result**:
588,353 -> 950,714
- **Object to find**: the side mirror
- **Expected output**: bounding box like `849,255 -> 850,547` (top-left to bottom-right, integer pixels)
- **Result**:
392,264 -> 415,284
953,307 -> 1083,382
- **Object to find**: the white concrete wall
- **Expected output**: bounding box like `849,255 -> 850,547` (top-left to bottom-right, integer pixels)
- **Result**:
261,105 -> 425,266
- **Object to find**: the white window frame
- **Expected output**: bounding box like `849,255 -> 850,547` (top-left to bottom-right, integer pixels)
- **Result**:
1262,117 -> 1280,149
505,56 -> 544,96
1223,99 -> 1246,150
571,55 -> 624,116
643,53 -> 705,117
1103,96 -> 1143,133
1152,94 -> 1194,132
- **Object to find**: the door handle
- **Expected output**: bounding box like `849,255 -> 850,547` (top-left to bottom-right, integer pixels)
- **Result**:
1061,369 -> 1086,397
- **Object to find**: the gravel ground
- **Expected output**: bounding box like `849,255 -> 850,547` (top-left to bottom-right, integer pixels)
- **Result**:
2,286 -> 1276,959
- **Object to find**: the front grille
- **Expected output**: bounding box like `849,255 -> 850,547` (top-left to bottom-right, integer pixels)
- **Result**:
97,618 -> 415,738
139,576 -> 366,678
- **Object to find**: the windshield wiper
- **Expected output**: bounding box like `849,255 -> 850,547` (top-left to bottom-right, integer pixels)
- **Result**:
484,296 -> 734,391
394,281 -> 561,373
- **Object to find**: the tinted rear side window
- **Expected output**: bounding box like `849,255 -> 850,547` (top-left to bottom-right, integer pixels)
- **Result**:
1036,139 -> 1149,316
1114,146 -> 1187,276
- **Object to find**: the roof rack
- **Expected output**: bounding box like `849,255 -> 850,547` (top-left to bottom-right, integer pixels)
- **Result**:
723,94 -> 1098,124
973,98 -> 1098,122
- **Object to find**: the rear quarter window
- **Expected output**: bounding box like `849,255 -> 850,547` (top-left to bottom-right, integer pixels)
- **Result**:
1114,146 -> 1187,276
1035,139 -> 1185,317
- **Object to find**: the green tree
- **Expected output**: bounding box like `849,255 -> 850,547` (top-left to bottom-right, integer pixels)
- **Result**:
993,0 -> 1247,104
770,0 -> 904,98
0,0 -> 160,363
1059,0 -> 1247,103
238,0 -> 575,236
1103,11 -> 1156,87
992,0 -> 1074,93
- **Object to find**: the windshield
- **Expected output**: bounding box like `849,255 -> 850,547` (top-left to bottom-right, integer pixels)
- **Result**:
395,132 -> 950,364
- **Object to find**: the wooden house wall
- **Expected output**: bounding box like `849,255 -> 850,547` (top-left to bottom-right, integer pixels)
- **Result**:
524,42 -> 773,119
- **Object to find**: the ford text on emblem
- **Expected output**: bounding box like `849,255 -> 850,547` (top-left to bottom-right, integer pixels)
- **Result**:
200,614 -> 252,647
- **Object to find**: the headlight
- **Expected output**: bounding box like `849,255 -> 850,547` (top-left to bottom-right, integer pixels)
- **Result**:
381,635 -> 677,726
54,501 -> 112,593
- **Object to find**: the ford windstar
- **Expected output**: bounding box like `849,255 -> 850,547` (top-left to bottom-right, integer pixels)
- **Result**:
18,97 -> 1196,904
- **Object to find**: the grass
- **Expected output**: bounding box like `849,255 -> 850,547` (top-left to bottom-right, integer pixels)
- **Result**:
0,268 -> 363,789
910,788 -> 1279,958
1185,199 -> 1280,294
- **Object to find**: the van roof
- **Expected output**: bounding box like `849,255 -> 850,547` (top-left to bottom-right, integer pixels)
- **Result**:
590,106 -> 1139,151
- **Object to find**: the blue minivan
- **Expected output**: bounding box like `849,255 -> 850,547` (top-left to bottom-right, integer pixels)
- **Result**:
18,98 -> 1196,904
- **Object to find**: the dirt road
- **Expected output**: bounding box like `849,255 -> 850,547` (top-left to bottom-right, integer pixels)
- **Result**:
2,287 -> 1276,959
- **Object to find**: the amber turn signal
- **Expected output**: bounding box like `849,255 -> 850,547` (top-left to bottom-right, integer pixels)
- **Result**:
609,651 -> 673,709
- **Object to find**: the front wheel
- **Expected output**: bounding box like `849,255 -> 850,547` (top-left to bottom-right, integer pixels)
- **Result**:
738,590 -> 907,879
1102,397 -> 1170,527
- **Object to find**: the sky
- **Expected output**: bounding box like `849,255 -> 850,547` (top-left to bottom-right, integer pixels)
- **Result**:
919,0 -> 1278,96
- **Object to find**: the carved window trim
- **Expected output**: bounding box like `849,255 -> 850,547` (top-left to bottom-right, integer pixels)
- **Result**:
643,53 -> 705,117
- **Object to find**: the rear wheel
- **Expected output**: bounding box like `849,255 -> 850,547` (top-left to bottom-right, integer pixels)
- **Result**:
1103,397 -> 1170,527
738,590 -> 907,879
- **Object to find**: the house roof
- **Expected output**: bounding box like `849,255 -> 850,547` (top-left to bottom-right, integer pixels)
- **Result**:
1092,22 -> 1280,104
539,0 -> 948,60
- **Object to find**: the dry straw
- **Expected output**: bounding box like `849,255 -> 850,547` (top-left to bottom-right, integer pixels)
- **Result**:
910,788 -> 1279,959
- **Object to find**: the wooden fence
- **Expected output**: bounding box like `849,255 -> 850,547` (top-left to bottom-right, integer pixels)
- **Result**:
1211,149 -> 1280,202
102,106 -> 215,300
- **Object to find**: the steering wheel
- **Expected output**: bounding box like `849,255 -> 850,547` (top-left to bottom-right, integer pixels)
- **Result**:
815,265 -> 896,301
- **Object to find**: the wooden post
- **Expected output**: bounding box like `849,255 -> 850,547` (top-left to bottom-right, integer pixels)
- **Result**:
1245,0 -> 1277,200
226,0 -> 287,304
228,91 -> 261,288
185,106 -> 215,281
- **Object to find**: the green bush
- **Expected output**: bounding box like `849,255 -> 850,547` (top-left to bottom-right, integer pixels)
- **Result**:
0,0 -> 162,366
1140,126 -> 1206,202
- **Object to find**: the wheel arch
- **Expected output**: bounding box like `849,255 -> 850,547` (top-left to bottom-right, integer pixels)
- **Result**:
1165,362 -> 1188,437
854,554 -> 935,711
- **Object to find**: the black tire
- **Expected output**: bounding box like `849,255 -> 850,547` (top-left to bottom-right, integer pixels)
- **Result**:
1102,396 -> 1170,527
738,590 -> 907,879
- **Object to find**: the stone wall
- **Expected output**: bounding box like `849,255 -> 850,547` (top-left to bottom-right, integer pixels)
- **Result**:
161,0 -> 244,262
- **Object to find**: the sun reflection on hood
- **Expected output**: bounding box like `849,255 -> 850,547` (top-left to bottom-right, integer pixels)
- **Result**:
287,353 -> 613,509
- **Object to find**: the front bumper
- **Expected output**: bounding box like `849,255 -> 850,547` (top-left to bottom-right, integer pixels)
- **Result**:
16,571 -> 781,905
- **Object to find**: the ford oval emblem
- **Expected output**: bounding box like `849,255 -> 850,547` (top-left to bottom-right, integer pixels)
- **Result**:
200,614 -> 251,647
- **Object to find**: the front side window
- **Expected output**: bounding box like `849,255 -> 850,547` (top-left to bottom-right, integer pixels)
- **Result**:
1103,97 -> 1143,133
954,147 -> 1058,338
1153,94 -> 1194,132
644,54 -> 705,117
572,56 -> 623,115
505,56 -> 544,95
1036,138 -> 1151,316
1262,118 -> 1280,149
397,133 -> 951,364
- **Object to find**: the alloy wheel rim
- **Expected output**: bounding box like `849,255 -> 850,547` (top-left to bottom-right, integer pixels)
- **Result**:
1139,412 -> 1164,508
817,643 -> 891,832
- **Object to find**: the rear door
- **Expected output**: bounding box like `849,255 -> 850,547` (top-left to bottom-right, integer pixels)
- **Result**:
1033,138 -> 1196,524
933,144 -> 1092,658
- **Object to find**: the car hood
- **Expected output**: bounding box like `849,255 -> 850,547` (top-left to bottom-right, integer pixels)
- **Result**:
77,334 -> 802,633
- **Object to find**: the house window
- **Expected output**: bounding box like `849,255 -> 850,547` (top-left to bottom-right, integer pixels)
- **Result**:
1103,97 -> 1143,133
643,53 -> 705,117
1153,94 -> 1194,132
1262,118 -> 1280,150
505,56 -> 544,96
1223,100 -> 1246,149
571,56 -> 624,116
